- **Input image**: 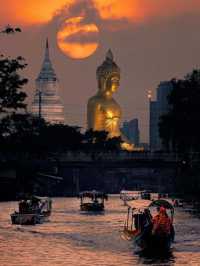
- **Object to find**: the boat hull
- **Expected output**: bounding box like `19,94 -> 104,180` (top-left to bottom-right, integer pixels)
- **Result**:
11,213 -> 44,225
135,232 -> 172,251
80,203 -> 104,212
123,228 -> 173,251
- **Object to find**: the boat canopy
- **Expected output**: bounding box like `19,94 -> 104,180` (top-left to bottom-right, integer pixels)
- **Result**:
126,199 -> 174,212
149,199 -> 174,210
22,195 -> 51,203
79,191 -> 108,199
127,199 -> 152,210
120,190 -> 141,195
34,196 -> 52,202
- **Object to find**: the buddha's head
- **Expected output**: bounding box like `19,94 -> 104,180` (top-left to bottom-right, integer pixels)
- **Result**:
96,50 -> 120,96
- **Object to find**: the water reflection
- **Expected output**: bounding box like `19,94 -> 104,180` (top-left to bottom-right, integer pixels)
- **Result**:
138,249 -> 175,265
0,197 -> 200,265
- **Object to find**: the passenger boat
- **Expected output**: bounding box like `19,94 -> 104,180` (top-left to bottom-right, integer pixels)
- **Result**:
79,191 -> 108,212
140,190 -> 151,200
10,196 -> 52,225
120,190 -> 140,205
123,199 -> 175,252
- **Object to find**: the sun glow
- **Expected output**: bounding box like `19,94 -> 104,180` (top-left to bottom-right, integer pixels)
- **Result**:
57,16 -> 99,59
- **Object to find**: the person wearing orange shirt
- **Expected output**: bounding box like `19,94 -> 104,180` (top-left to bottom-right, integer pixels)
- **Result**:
152,206 -> 172,236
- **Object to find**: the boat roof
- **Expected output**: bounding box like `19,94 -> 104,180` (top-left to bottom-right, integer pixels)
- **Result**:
127,199 -> 174,210
22,195 -> 51,202
34,196 -> 51,201
127,199 -> 152,210
120,190 -> 141,195
149,199 -> 174,210
79,191 -> 107,198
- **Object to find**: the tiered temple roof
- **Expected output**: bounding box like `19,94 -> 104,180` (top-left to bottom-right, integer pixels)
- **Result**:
32,39 -> 65,124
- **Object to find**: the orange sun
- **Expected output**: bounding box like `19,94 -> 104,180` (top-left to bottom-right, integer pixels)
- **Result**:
57,16 -> 99,59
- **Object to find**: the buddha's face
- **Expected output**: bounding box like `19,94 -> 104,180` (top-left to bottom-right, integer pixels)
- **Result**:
104,75 -> 120,95
110,76 -> 120,93
98,74 -> 120,96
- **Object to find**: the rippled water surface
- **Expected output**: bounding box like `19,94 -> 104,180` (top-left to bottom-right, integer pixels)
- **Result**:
0,196 -> 200,266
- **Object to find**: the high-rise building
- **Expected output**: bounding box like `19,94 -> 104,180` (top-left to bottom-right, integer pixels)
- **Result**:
32,39 -> 65,124
149,81 -> 173,151
121,119 -> 140,146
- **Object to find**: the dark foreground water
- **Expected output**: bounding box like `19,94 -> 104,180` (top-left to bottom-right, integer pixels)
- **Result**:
0,196 -> 200,266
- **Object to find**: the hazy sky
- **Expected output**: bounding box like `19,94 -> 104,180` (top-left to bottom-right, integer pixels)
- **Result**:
1,0 -> 200,142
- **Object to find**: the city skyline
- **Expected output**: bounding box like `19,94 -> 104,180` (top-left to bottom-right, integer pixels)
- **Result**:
1,0 -> 200,142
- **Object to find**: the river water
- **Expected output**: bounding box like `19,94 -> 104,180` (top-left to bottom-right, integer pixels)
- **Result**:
0,196 -> 200,266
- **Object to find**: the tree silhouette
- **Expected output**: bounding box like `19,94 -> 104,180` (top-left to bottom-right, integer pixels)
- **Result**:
0,113 -> 47,152
1,25 -> 21,34
105,136 -> 122,151
84,129 -> 122,152
0,26 -> 27,113
38,124 -> 83,152
159,70 -> 200,153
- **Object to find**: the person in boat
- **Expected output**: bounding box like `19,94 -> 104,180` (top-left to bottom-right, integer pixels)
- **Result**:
152,206 -> 172,237
19,200 -> 25,213
133,208 -> 153,237
30,197 -> 41,213
19,199 -> 29,213
173,199 -> 179,207
132,208 -> 153,249
93,198 -> 99,204
141,209 -> 153,240
144,208 -> 152,226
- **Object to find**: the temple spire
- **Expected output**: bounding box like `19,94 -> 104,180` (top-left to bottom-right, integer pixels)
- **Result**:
37,38 -> 57,81
45,38 -> 50,61
32,39 -> 65,124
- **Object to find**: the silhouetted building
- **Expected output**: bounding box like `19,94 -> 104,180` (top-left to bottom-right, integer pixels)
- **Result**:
150,81 -> 173,151
139,143 -> 149,151
121,119 -> 140,146
32,39 -> 65,123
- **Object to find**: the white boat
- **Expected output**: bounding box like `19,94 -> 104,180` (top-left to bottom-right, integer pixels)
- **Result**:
120,190 -> 141,205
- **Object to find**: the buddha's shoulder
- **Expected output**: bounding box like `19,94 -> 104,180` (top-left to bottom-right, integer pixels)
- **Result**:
87,95 -> 102,105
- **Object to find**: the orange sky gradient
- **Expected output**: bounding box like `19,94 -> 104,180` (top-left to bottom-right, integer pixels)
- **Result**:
1,0 -> 200,26
1,1 -> 200,141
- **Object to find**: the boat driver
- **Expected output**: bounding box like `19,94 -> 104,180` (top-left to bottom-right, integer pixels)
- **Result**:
152,206 -> 172,236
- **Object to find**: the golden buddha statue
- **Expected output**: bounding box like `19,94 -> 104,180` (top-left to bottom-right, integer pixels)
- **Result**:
87,49 -> 122,138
